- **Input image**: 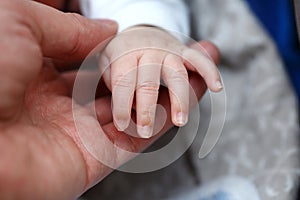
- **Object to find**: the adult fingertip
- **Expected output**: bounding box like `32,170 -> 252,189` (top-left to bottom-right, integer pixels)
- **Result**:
93,19 -> 118,32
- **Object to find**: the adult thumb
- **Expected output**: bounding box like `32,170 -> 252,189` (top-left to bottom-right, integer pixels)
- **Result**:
27,1 -> 118,61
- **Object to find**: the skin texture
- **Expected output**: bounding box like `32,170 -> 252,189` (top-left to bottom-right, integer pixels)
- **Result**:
101,26 -> 222,138
0,0 -> 220,199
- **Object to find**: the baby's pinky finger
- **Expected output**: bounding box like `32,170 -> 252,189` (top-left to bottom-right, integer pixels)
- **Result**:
182,48 -> 223,92
162,54 -> 189,127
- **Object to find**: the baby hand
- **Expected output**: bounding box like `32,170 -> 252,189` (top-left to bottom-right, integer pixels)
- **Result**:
99,26 -> 222,138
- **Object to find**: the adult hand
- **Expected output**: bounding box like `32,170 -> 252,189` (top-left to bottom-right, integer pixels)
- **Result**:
0,1 -> 220,199
0,0 -> 117,199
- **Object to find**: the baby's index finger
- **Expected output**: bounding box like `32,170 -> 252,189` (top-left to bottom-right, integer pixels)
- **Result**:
182,48 -> 223,92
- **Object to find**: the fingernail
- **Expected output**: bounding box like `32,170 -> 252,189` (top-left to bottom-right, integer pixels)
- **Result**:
216,81 -> 223,90
94,19 -> 118,28
115,119 -> 129,131
176,112 -> 188,126
137,125 -> 153,139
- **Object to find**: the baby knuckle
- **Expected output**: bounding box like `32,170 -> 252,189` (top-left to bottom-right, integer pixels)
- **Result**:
112,75 -> 134,88
174,67 -> 188,77
140,110 -> 150,118
165,53 -> 179,61
170,75 -> 188,84
137,81 -> 160,94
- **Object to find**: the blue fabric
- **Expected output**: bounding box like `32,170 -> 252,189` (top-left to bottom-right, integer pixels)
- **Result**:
246,0 -> 300,100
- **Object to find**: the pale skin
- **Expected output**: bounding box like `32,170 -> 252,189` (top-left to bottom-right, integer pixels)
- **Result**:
101,26 -> 223,138
0,0 -> 220,199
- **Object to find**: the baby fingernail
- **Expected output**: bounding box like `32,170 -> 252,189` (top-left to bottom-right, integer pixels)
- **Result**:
216,81 -> 223,90
115,119 -> 129,131
138,125 -> 153,139
176,112 -> 188,126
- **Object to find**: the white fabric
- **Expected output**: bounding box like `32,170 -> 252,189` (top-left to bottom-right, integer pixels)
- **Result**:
79,0 -> 190,42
